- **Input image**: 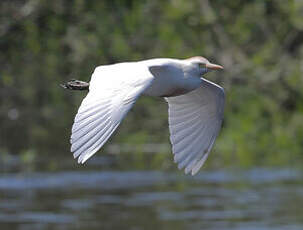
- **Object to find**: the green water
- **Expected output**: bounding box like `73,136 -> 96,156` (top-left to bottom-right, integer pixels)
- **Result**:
0,155 -> 303,230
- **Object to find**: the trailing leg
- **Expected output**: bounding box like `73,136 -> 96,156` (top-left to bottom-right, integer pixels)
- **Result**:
61,79 -> 89,91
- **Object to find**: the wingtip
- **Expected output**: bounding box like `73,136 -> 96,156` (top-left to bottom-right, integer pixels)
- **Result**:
184,167 -> 191,175
177,163 -> 184,170
191,170 -> 198,176
71,143 -> 77,152
77,153 -> 89,164
77,155 -> 82,164
73,152 -> 78,159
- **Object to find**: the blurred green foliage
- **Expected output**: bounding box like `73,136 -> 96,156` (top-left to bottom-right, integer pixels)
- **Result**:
1,0 -> 303,167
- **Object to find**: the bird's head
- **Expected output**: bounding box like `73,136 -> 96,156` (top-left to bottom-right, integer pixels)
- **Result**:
185,56 -> 224,76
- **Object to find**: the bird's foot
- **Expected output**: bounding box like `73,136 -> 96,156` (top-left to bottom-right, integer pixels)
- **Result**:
60,79 -> 89,91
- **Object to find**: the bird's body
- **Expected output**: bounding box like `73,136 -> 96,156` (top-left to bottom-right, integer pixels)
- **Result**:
66,57 -> 224,175
141,58 -> 203,97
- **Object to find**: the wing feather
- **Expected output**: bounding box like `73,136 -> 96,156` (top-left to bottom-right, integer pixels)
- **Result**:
173,124 -> 207,163
166,78 -> 225,175
71,63 -> 154,163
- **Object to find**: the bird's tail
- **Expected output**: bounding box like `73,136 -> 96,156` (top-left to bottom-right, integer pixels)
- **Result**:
60,79 -> 89,91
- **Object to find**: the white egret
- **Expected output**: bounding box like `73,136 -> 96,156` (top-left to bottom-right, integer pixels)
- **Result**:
63,56 -> 225,175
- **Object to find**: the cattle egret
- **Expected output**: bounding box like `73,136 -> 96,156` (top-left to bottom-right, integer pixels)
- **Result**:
62,57 -> 225,175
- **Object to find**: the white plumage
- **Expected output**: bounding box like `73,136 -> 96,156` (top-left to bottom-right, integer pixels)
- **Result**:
166,78 -> 224,175
69,57 -> 225,175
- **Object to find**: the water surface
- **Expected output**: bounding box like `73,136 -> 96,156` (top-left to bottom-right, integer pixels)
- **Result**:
0,155 -> 303,230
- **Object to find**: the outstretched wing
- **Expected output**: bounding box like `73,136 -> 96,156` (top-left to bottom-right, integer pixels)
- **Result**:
71,63 -> 154,164
166,78 -> 225,175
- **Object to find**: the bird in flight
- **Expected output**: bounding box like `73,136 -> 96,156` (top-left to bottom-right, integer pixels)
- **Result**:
62,56 -> 225,175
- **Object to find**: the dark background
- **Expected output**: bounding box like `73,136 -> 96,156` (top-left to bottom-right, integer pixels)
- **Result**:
2,0 -> 303,167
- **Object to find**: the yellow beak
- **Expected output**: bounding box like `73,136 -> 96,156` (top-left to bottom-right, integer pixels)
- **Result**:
206,62 -> 224,70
